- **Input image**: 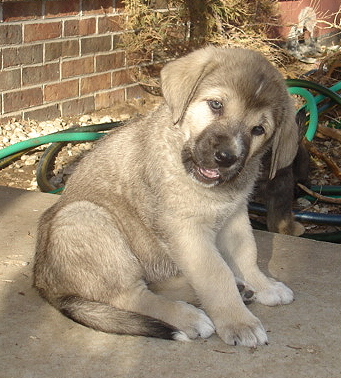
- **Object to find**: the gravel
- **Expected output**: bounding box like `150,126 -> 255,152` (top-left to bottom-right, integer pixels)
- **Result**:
0,97 -> 161,191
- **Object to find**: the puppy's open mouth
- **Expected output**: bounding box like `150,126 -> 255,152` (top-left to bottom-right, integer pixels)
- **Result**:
181,147 -> 224,186
193,165 -> 221,185
197,166 -> 220,180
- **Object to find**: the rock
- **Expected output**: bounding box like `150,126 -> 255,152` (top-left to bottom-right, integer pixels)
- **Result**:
91,117 -> 100,124
28,131 -> 41,138
24,155 -> 38,166
99,116 -> 113,123
119,113 -> 131,120
79,115 -> 92,123
297,198 -> 311,208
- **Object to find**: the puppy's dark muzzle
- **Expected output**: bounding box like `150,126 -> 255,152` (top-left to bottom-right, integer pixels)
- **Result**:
214,150 -> 238,167
182,129 -> 251,186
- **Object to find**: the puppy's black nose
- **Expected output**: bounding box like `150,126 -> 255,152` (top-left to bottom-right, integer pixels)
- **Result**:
214,150 -> 238,167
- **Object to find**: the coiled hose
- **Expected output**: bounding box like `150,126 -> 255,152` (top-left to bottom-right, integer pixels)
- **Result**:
1,80 -> 341,241
0,122 -> 123,192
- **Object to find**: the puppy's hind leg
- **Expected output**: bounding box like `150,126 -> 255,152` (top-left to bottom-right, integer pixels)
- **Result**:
148,275 -> 200,305
35,201 -> 182,340
113,282 -> 215,340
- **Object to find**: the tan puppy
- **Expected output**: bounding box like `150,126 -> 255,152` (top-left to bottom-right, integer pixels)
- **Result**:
34,46 -> 298,347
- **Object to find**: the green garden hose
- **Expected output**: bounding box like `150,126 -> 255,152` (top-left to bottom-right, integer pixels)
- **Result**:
0,122 -> 123,168
287,86 -> 318,141
286,79 -> 341,141
0,132 -> 105,162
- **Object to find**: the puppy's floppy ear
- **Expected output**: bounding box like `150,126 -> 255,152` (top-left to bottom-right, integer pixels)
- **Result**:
160,47 -> 217,124
269,98 -> 299,179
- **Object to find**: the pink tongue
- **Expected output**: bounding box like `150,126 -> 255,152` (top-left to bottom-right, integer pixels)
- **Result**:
199,167 -> 220,179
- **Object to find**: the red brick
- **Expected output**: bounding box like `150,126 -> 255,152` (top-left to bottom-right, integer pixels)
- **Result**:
80,73 -> 112,95
113,34 -> 123,49
64,18 -> 96,37
81,35 -> 112,55
62,57 -> 94,79
95,88 -> 125,110
63,19 -> 78,37
0,24 -> 22,45
61,96 -> 95,117
98,15 -> 124,33
2,1 -> 42,22
44,80 -> 79,102
96,51 -> 125,72
112,69 -> 133,87
82,0 -> 114,15
45,0 -> 80,18
2,44 -> 43,68
0,113 -> 22,123
45,40 -> 79,61
24,22 -> 62,43
0,69 -> 21,91
3,87 -> 43,113
24,104 -> 61,121
22,63 -> 60,86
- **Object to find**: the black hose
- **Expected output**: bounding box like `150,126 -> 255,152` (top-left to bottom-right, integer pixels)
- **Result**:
286,79 -> 341,105
36,122 -> 124,192
249,202 -> 341,226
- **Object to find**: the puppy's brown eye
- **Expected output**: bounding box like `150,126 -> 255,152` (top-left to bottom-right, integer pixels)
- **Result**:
208,100 -> 223,112
251,126 -> 265,136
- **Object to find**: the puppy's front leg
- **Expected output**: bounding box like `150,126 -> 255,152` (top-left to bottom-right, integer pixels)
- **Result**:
217,204 -> 294,306
168,226 -> 268,347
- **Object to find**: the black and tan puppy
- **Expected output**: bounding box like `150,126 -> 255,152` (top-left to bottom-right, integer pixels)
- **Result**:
257,110 -> 309,236
34,46 -> 298,347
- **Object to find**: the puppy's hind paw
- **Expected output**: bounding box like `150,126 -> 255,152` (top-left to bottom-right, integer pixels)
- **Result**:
255,280 -> 294,306
197,314 -> 216,339
175,302 -> 215,340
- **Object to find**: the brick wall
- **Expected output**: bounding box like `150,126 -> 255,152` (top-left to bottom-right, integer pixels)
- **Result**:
0,0 -> 145,121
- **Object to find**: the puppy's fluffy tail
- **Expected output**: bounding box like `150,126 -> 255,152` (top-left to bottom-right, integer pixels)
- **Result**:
56,296 -> 187,341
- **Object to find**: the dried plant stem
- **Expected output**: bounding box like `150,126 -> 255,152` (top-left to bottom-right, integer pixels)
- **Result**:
304,139 -> 341,181
318,126 -> 341,143
297,183 -> 341,204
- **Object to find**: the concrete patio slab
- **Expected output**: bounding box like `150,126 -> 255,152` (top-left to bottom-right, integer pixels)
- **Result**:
0,186 -> 340,378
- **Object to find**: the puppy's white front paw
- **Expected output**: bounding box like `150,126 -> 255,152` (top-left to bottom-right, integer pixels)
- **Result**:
255,280 -> 294,306
216,311 -> 268,347
175,301 -> 215,340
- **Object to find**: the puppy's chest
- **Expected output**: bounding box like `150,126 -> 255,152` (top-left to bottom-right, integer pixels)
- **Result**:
211,203 -> 239,231
186,196 -> 241,232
